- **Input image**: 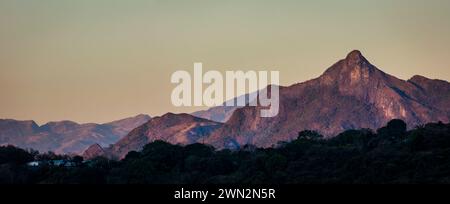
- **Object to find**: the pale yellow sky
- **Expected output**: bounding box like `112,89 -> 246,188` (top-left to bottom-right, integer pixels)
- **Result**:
1,0 -> 449,124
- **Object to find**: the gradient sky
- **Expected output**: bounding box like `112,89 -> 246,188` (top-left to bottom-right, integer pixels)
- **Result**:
1,0 -> 450,124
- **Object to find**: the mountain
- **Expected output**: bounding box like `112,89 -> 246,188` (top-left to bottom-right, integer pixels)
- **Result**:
191,91 -> 258,122
94,50 -> 450,159
0,120 -> 40,147
9,50 -> 449,159
82,143 -> 107,160
0,114 -> 151,154
98,113 -> 223,159
97,50 -> 450,159
191,106 -> 237,123
203,50 -> 450,148
104,114 -> 152,136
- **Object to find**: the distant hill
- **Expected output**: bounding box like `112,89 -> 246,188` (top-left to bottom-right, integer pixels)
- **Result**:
0,114 -> 151,154
90,113 -> 222,159
191,91 -> 258,123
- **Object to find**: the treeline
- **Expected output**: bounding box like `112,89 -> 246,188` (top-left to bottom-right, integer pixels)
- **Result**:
1,119 -> 450,184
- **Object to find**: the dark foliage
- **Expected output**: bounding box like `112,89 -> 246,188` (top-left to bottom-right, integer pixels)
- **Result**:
1,120 -> 450,184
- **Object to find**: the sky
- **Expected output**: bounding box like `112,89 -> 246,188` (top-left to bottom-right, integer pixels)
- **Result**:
1,0 -> 450,124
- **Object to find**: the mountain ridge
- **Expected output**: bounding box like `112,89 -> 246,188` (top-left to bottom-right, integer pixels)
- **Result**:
0,114 -> 151,154
95,50 -> 449,159
103,113 -> 223,159
203,50 -> 450,148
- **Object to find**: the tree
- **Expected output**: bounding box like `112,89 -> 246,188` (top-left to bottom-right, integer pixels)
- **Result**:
297,130 -> 323,141
386,119 -> 407,133
0,145 -> 33,165
377,119 -> 407,142
124,151 -> 141,161
72,156 -> 84,166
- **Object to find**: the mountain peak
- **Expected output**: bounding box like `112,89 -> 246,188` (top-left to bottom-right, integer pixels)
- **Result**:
106,114 -> 151,127
82,143 -> 106,160
346,50 -> 363,58
320,50 -> 378,85
409,75 -> 430,83
344,50 -> 368,66
408,75 -> 450,92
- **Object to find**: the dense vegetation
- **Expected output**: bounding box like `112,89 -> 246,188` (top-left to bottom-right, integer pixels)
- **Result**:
1,119 -> 450,184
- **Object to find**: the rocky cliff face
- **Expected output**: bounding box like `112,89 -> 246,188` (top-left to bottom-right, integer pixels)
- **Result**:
82,143 -> 107,160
